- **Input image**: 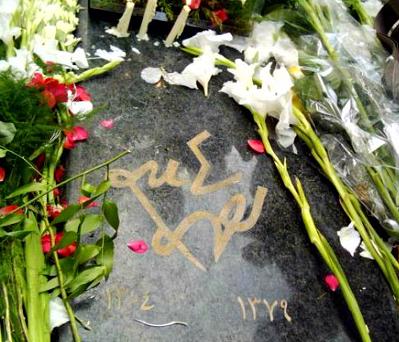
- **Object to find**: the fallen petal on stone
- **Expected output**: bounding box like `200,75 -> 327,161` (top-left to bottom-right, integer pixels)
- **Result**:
337,222 -> 361,257
324,274 -> 340,292
100,119 -> 114,129
128,240 -> 149,254
141,67 -> 163,84
247,139 -> 265,153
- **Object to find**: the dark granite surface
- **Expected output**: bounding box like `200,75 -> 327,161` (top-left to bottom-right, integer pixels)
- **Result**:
58,4 -> 399,341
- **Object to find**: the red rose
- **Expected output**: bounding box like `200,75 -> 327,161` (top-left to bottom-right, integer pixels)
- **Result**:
186,0 -> 201,10
0,205 -> 23,216
41,232 -> 77,257
212,9 -> 228,25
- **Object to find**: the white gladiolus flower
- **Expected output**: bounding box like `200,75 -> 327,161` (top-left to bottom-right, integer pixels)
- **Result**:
68,101 -> 94,116
221,61 -> 297,147
337,222 -> 361,257
165,52 -> 221,96
71,47 -> 89,69
95,45 -> 126,62
244,21 -> 301,75
182,30 -> 233,54
49,297 -> 69,330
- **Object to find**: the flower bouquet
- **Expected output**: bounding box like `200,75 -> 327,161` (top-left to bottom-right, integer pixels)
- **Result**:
0,0 -> 127,340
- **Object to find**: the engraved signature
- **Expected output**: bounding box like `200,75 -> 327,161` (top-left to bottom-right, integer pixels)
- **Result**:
109,131 -> 268,271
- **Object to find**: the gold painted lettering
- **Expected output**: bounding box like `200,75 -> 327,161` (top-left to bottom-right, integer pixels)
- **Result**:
188,131 -> 242,195
237,296 -> 247,320
263,300 -> 278,322
248,297 -> 262,320
280,299 -> 292,322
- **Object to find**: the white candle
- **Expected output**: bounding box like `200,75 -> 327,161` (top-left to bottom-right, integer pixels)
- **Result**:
164,5 -> 191,47
106,0 -> 135,38
137,0 -> 158,41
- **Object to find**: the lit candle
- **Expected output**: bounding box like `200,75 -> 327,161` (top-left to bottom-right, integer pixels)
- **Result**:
106,0 -> 135,38
164,0 -> 201,47
137,0 -> 158,41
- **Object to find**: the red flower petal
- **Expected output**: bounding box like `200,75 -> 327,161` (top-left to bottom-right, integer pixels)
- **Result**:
324,274 -> 340,292
0,205 -> 23,216
213,9 -> 228,24
47,204 -> 63,219
186,0 -> 201,10
27,72 -> 45,89
35,154 -> 46,170
64,126 -> 89,143
78,196 -> 98,208
41,232 -> 77,257
41,90 -> 56,108
53,188 -> 61,197
127,240 -> 149,254
100,119 -> 114,129
41,234 -> 52,253
54,165 -> 65,183
0,167 -> 5,182
63,136 -> 75,150
247,139 -> 265,153
44,78 -> 68,103
74,85 -> 91,101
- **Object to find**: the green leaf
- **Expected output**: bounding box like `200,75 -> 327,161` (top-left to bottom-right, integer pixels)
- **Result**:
40,277 -> 60,292
52,204 -> 81,224
102,200 -> 119,230
0,121 -> 16,145
81,182 -> 96,197
65,218 -> 81,233
76,245 -> 101,265
67,266 -> 105,293
80,214 -> 103,235
0,213 -> 24,227
96,235 -> 114,278
93,180 -> 111,197
0,228 -> 32,239
0,148 -> 6,158
6,182 -> 47,198
51,231 -> 77,253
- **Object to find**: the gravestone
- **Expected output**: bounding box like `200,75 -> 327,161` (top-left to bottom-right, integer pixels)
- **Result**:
58,6 -> 399,341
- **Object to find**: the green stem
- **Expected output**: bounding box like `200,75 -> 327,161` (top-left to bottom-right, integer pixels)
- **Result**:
7,150 -> 130,216
293,106 -> 399,300
0,144 -> 43,177
1,283 -> 12,342
24,214 -> 50,342
253,112 -> 371,342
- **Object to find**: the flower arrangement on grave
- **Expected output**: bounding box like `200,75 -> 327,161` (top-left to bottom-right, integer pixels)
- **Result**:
145,0 -> 399,340
91,0 -> 258,33
0,0 -> 128,341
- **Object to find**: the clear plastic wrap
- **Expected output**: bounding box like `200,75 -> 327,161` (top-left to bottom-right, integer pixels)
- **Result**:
280,0 -> 399,236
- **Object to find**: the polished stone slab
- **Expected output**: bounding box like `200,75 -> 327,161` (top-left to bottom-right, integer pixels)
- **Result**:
57,5 -> 399,342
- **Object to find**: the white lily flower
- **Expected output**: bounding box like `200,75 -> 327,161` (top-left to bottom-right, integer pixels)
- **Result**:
49,297 -> 69,330
165,52 -> 221,96
0,61 -> 10,72
337,222 -> 361,257
244,21 -> 301,77
222,61 -> 297,147
71,47 -> 89,69
182,30 -> 233,54
94,45 -> 126,62
68,101 -> 94,116
33,37 -> 76,69
8,48 -> 38,78
0,17 -> 21,45
227,59 -> 257,89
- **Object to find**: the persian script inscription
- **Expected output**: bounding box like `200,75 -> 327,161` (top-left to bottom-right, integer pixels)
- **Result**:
110,131 -> 268,271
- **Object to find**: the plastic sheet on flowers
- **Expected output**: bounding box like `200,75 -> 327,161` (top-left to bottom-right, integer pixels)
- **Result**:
271,0 -> 399,237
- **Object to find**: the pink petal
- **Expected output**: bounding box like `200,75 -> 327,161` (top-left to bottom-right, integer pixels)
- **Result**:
324,274 -> 340,292
0,167 -> 5,182
78,195 -> 99,208
247,139 -> 265,153
100,119 -> 114,129
127,240 -> 149,254
71,126 -> 89,141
